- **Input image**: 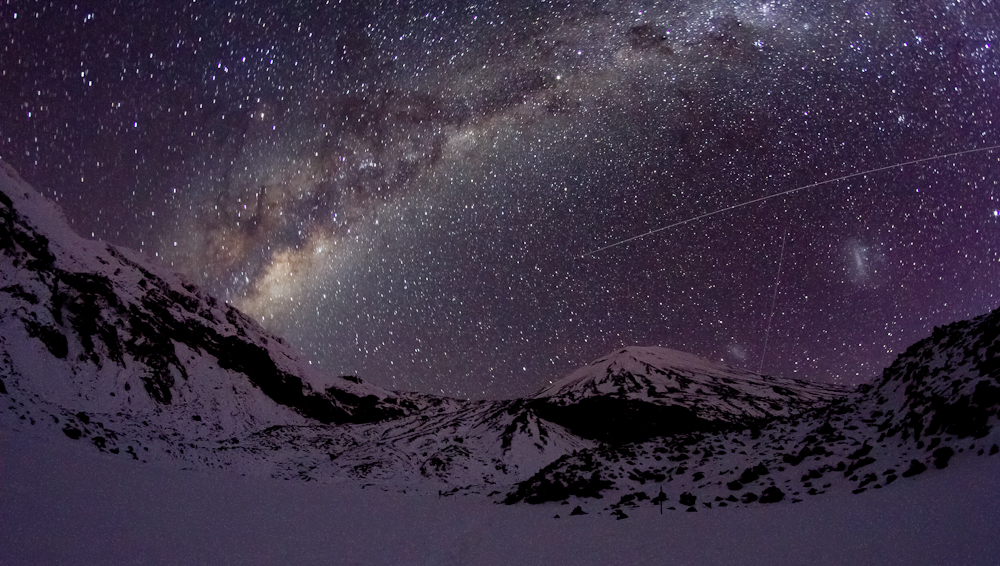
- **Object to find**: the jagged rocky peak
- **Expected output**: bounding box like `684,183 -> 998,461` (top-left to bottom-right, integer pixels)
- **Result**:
0,159 -> 403,429
528,346 -> 850,444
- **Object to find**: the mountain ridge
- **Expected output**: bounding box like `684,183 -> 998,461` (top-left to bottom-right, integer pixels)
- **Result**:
0,159 -> 405,431
2,158 -> 998,517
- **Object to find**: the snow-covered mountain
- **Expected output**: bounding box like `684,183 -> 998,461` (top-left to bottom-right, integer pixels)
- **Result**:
2,157 -> 998,518
505,310 -> 1000,514
529,346 -> 848,443
0,159 -> 405,441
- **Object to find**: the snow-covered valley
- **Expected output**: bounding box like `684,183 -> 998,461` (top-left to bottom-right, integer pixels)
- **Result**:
2,157 -> 1000,564
4,427 -> 999,565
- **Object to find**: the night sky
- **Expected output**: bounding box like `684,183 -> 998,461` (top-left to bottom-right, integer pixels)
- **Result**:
3,0 -> 1000,399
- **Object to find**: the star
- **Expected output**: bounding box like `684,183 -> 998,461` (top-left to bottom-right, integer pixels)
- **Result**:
2,0 -> 999,397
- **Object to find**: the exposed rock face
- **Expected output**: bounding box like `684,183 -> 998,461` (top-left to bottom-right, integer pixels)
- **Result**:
867,308 -> 1000,442
504,309 -> 1000,510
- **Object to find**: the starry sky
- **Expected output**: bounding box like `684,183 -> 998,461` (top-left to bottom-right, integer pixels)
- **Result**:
3,0 -> 1000,399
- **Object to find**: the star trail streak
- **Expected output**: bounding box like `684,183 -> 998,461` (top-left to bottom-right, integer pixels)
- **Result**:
582,144 -> 1000,258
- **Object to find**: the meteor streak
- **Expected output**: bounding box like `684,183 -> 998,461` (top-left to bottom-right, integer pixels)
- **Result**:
582,144 -> 1000,258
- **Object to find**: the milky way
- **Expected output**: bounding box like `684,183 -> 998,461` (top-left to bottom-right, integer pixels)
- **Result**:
3,0 -> 1000,398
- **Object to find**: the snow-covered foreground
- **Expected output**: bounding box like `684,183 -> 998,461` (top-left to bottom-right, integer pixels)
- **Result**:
3,429 -> 998,566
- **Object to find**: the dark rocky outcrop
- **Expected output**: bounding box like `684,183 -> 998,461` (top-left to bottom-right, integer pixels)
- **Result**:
529,397 -> 724,445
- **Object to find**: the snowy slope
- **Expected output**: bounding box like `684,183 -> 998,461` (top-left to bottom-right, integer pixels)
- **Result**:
867,308 -> 1000,441
0,160 -> 404,444
195,398 -> 597,493
529,346 -> 848,442
535,346 -> 846,410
